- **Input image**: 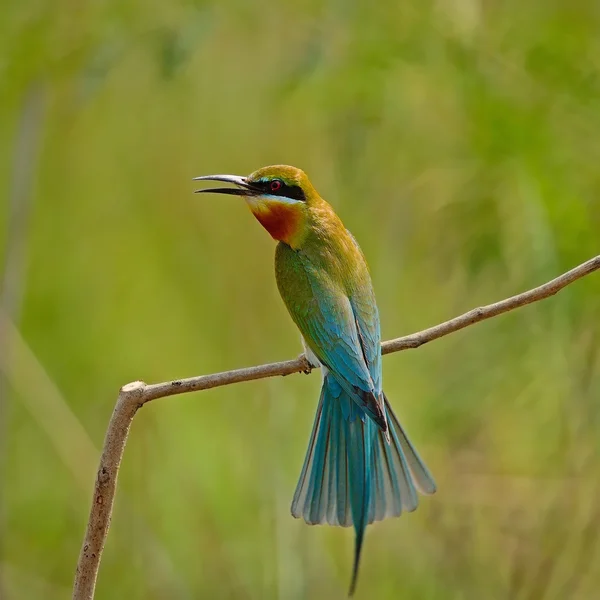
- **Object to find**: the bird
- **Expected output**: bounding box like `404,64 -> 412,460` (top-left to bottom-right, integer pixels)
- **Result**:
194,165 -> 436,596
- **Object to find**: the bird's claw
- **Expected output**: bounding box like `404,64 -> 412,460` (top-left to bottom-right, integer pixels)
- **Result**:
299,353 -> 318,374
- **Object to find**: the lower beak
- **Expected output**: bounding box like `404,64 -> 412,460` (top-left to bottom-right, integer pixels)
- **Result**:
193,174 -> 253,196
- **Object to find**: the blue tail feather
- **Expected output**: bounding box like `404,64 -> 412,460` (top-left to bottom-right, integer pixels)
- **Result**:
291,375 -> 436,596
345,412 -> 375,596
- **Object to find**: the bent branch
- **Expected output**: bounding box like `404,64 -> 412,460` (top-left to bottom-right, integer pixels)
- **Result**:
73,254 -> 600,600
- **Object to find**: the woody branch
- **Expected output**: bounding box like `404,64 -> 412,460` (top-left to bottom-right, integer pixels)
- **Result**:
73,254 -> 600,600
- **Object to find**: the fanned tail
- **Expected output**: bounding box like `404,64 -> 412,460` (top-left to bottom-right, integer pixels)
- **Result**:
291,376 -> 436,596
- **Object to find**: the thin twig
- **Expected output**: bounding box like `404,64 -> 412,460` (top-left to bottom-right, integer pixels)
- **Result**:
381,255 -> 600,353
0,312 -> 189,595
72,254 -> 600,600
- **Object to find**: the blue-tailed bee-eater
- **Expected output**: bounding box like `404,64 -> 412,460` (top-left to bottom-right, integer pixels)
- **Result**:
194,165 -> 436,595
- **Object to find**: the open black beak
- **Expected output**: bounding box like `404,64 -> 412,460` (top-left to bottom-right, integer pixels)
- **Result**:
193,174 -> 256,196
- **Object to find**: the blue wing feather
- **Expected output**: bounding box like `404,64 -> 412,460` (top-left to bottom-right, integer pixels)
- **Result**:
291,254 -> 388,429
349,291 -> 382,392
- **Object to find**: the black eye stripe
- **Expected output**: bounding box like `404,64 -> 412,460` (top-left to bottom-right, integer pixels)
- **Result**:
253,179 -> 306,202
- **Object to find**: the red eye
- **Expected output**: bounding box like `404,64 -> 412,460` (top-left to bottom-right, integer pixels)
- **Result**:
270,180 -> 282,192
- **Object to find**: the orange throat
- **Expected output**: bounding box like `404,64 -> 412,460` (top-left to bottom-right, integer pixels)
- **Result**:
248,200 -> 305,247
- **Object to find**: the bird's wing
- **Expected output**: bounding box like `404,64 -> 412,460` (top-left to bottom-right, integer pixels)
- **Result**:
346,232 -> 382,394
348,284 -> 382,394
275,243 -> 386,429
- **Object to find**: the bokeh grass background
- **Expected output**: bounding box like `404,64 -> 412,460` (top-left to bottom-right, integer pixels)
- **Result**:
2,1 -> 600,598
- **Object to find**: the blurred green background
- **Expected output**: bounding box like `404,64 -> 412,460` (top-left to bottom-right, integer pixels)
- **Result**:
2,1 -> 600,598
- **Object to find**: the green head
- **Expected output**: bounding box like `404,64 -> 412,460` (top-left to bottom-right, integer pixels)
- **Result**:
194,165 -> 320,248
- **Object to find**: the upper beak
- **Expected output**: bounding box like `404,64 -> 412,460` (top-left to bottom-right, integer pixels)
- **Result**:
193,174 -> 254,196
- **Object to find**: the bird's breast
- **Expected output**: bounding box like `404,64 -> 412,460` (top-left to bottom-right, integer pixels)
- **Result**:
247,199 -> 305,246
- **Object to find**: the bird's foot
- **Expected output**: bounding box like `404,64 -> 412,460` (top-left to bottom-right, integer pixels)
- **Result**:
299,353 -> 318,374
